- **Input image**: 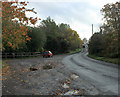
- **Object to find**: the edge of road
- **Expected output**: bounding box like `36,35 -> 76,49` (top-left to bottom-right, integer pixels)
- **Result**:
81,52 -> 118,68
62,51 -> 118,68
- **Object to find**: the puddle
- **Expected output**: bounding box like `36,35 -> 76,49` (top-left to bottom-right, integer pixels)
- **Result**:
71,74 -> 79,79
61,90 -> 80,95
30,67 -> 38,71
62,83 -> 69,88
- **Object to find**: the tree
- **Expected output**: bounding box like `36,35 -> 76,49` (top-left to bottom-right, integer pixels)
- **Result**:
101,2 -> 120,33
89,2 -> 120,58
88,33 -> 104,56
100,2 -> 120,57
41,16 -> 59,37
26,27 -> 46,52
40,17 -> 60,54
2,1 -> 40,52
58,23 -> 82,51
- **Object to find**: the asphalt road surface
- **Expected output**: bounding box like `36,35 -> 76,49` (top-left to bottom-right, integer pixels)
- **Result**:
62,52 -> 118,95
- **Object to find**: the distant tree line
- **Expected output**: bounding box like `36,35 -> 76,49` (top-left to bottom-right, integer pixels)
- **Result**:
26,17 -> 82,54
3,15 -> 82,54
88,2 -> 120,58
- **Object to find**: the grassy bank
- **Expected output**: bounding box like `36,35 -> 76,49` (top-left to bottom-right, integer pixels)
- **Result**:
2,61 -> 8,68
1,61 -> 8,73
88,54 -> 119,64
69,48 -> 81,54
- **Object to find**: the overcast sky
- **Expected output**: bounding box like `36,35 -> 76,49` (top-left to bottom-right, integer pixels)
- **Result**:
24,0 -> 118,40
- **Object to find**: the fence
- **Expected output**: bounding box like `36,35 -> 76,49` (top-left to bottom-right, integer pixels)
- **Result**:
1,52 -> 41,58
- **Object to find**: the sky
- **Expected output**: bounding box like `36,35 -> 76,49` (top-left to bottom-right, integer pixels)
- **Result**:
22,0 -> 119,40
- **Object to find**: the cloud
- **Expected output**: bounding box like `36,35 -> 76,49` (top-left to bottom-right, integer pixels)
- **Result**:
25,0 -> 118,40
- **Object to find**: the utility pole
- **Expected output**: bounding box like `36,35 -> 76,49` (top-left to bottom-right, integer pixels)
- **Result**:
92,24 -> 93,35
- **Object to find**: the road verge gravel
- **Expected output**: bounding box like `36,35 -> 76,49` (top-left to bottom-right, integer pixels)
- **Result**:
2,54 -> 101,95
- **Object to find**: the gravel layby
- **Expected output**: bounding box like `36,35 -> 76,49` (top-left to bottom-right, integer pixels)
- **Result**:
2,54 -> 99,95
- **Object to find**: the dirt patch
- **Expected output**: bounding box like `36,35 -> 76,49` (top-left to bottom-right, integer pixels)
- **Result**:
2,54 -> 72,95
43,65 -> 52,70
2,54 -> 93,95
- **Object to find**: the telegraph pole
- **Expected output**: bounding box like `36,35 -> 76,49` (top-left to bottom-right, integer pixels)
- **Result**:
92,24 -> 93,35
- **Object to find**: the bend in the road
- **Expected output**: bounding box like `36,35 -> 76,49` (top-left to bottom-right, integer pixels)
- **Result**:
62,52 -> 118,95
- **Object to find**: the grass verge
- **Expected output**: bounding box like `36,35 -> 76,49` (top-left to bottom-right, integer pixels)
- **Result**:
88,54 -> 119,64
2,61 -> 8,68
69,48 -> 81,54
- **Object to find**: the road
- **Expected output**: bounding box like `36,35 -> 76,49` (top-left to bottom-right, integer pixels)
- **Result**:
2,53 -> 119,95
62,52 -> 118,95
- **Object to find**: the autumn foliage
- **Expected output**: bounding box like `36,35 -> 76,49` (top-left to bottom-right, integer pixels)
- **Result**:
2,1 -> 39,51
2,2 -> 82,53
89,2 -> 120,58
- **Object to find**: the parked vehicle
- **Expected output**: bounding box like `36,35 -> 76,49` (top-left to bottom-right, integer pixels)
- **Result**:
43,51 -> 53,58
